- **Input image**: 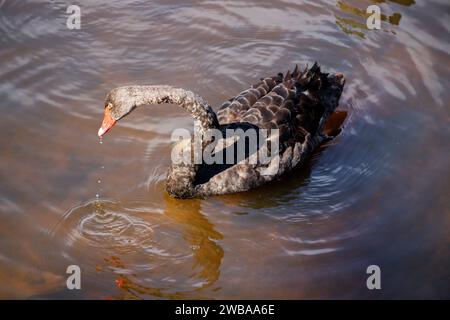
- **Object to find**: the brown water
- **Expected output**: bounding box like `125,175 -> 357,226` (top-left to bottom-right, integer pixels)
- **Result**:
0,0 -> 449,299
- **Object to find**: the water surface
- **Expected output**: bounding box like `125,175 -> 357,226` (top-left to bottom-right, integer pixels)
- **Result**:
0,0 -> 449,299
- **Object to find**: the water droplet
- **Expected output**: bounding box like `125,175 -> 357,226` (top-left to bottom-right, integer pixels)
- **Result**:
96,194 -> 99,199
99,140 -> 103,145
98,180 -> 101,184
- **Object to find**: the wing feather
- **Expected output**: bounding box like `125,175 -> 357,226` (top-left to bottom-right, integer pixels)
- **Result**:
217,63 -> 344,151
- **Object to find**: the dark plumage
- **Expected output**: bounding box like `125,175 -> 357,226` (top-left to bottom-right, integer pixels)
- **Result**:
218,63 -> 343,145
98,63 -> 345,198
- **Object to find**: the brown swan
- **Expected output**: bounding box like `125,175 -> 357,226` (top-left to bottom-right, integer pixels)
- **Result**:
98,63 -> 345,198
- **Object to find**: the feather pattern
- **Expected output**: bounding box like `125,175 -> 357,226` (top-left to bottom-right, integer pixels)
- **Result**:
101,63 -> 345,198
217,63 -> 344,152
189,63 -> 345,198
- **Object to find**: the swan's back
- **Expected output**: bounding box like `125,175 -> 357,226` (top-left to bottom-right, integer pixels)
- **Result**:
167,63 -> 345,198
217,63 -> 344,150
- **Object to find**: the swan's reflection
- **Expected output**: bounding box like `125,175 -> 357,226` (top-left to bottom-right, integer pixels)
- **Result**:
105,194 -> 223,299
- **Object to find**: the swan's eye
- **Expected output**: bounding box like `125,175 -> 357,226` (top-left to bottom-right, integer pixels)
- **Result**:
105,102 -> 113,110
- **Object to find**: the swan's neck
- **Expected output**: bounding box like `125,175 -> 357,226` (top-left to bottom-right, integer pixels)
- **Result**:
126,85 -> 219,133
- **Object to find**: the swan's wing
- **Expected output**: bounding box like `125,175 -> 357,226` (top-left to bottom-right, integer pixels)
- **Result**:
217,73 -> 284,124
194,64 -> 345,196
217,63 -> 345,150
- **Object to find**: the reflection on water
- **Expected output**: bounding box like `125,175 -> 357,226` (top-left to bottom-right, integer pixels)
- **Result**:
335,0 -> 416,38
0,0 -> 449,299
51,195 -> 223,299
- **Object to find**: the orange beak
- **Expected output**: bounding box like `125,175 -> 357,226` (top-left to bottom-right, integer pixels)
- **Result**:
98,108 -> 117,137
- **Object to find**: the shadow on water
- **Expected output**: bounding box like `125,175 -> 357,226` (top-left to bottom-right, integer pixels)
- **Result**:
108,195 -> 224,300
335,0 -> 416,38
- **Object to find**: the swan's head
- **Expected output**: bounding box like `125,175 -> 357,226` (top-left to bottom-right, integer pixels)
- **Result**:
98,87 -> 137,137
